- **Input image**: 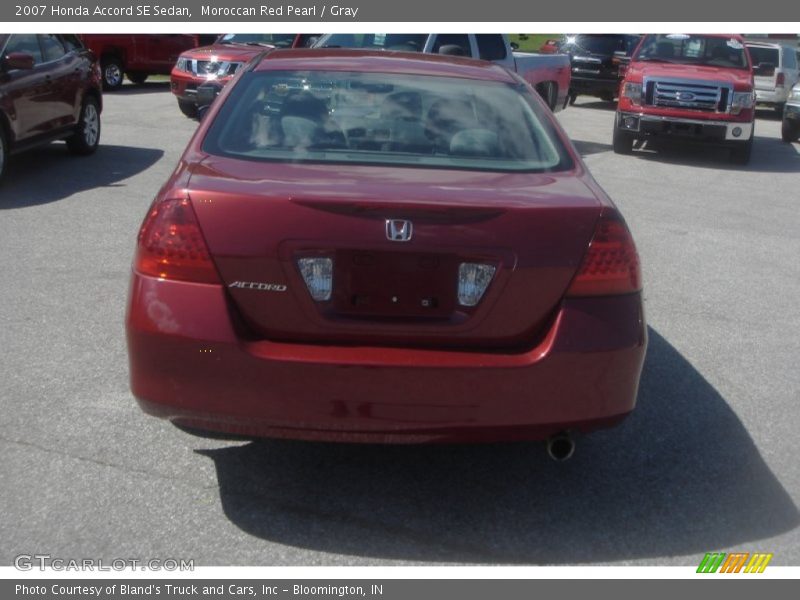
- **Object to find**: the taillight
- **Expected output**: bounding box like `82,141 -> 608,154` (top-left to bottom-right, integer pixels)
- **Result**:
776,72 -> 785,87
457,263 -> 496,306
566,213 -> 641,297
297,257 -> 333,301
134,197 -> 220,284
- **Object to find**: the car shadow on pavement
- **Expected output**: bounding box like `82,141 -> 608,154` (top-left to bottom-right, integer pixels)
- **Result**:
112,81 -> 172,95
572,139 -> 614,157
198,327 -> 799,564
625,135 -> 800,173
572,99 -> 618,111
0,144 -> 163,208
755,108 -> 784,122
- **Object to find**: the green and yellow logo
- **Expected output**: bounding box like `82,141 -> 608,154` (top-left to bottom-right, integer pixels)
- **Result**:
697,552 -> 773,573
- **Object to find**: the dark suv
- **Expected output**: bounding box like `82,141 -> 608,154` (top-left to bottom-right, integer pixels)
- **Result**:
0,34 -> 102,182
560,34 -> 642,103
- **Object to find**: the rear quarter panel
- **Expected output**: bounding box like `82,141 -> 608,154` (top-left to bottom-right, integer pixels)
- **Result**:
512,53 -> 571,109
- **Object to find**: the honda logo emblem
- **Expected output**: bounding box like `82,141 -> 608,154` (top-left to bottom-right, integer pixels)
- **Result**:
385,219 -> 413,242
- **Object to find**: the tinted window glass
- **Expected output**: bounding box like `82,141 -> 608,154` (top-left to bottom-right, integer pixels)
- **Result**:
561,35 -> 641,57
294,34 -> 319,48
747,46 -> 780,67
60,34 -> 83,53
622,35 -> 643,55
431,34 -> 471,57
564,35 -> 626,56
782,47 -> 797,69
40,34 -> 66,62
203,70 -> 572,173
476,34 -> 507,61
636,34 -> 749,69
4,34 -> 44,64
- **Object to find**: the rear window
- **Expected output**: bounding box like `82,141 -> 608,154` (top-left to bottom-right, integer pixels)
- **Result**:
563,34 -> 640,56
202,70 -> 572,173
476,34 -> 507,61
635,34 -> 750,69
747,45 -> 780,68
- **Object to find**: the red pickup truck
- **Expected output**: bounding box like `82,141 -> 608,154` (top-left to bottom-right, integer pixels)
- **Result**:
80,34 -> 201,90
613,34 -> 756,164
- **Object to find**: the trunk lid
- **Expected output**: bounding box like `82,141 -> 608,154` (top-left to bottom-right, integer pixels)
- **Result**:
189,158 -> 602,349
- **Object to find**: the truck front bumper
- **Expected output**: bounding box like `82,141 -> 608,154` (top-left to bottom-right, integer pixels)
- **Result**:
616,112 -> 753,142
171,68 -> 234,104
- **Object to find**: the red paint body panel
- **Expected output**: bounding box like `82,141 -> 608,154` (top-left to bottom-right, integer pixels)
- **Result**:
189,160 -> 602,349
128,52 -> 647,443
81,34 -> 199,75
127,274 -> 646,442
256,49 -> 520,81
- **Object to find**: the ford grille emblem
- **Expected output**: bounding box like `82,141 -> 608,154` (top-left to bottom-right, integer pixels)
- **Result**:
385,219 -> 413,242
677,91 -> 695,101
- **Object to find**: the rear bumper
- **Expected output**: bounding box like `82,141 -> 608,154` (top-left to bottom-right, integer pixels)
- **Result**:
126,272 -> 647,443
570,76 -> 620,96
617,111 -> 753,142
755,88 -> 789,105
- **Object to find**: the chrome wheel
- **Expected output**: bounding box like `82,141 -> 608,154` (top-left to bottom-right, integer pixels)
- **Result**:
104,63 -> 123,88
82,104 -> 99,147
66,98 -> 100,155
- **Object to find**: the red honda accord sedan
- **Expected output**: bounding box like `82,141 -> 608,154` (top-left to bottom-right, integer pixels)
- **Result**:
126,49 -> 646,457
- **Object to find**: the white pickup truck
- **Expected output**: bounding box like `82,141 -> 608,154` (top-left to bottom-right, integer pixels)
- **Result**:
313,33 -> 572,112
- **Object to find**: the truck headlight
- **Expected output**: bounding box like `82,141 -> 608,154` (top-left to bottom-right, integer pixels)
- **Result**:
622,82 -> 643,104
175,57 -> 189,72
790,88 -> 800,101
731,91 -> 755,115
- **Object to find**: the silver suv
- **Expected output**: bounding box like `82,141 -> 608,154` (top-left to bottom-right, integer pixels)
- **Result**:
746,41 -> 800,113
781,83 -> 800,142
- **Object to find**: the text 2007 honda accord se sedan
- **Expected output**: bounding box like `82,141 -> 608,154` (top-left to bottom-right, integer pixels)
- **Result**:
126,49 -> 646,457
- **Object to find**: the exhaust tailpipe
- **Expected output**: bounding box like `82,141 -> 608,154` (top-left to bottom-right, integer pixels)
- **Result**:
547,432 -> 575,462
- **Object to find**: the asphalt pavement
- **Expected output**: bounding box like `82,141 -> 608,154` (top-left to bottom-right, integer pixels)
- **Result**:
1,83 -> 798,566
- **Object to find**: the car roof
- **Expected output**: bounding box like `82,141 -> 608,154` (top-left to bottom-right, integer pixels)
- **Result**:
252,49 -> 518,83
